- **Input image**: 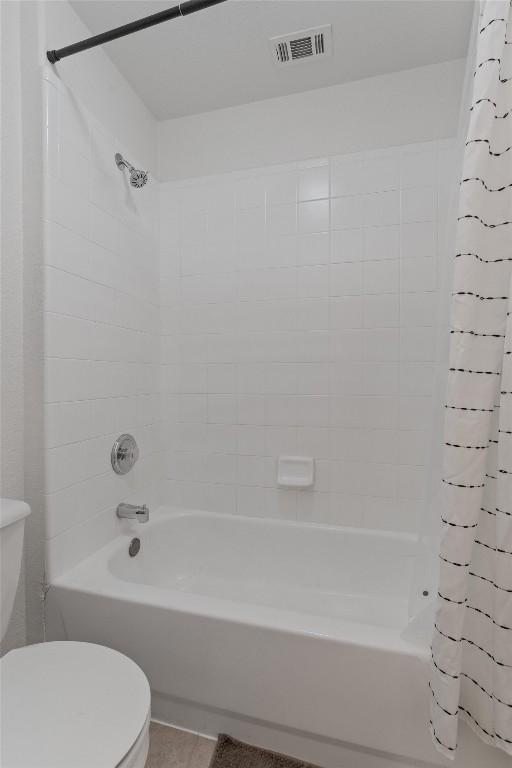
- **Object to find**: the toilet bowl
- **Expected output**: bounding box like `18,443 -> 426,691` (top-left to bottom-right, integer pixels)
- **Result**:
1,640 -> 151,768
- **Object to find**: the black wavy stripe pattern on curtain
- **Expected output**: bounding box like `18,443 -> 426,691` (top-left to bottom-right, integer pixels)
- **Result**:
429,0 -> 512,759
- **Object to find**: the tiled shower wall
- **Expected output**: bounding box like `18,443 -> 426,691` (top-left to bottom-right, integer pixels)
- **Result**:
160,139 -> 455,531
42,2 -> 161,579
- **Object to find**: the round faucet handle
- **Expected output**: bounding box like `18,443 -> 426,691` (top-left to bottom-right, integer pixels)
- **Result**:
111,434 -> 139,475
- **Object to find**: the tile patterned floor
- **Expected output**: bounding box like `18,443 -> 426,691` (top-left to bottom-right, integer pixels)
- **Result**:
146,722 -> 216,768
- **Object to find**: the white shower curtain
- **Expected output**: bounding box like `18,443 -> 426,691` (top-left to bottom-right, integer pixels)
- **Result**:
430,0 -> 512,758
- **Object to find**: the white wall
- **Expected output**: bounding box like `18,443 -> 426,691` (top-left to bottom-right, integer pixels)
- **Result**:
160,140 -> 456,530
158,59 -> 465,181
1,0 -> 46,652
42,1 -> 162,579
1,0 -> 26,651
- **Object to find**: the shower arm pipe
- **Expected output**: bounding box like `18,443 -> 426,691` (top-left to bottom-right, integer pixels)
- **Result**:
46,0 -> 228,63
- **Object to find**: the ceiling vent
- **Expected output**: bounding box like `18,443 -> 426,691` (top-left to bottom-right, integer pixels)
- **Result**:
270,25 -> 332,66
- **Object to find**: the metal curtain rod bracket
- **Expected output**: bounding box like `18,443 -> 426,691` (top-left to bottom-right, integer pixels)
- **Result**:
46,0 -> 227,63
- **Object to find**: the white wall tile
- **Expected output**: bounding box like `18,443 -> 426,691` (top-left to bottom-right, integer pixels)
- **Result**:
401,186 -> 436,223
295,298 -> 329,330
297,266 -> 329,298
297,427 -> 330,459
330,158 -> 364,197
237,455 -> 266,487
398,466 -> 427,499
362,363 -> 399,396
364,191 -> 400,226
298,165 -> 329,202
331,195 -> 363,229
238,268 -> 297,301
400,363 -> 435,397
236,176 -> 265,210
297,232 -> 330,266
400,327 -> 436,362
208,394 -> 237,424
401,221 -> 436,259
400,292 -> 437,326
330,330 -> 364,362
267,203 -> 297,236
364,225 -> 400,261
296,363 -> 329,396
236,486 -> 266,518
264,426 -> 298,457
177,394 -> 207,422
329,364 -> 364,396
362,155 -> 400,193
263,363 -> 295,395
363,259 -> 399,294
207,424 -> 238,454
363,329 -> 400,362
331,228 -> 364,263
329,262 -> 363,295
181,273 -> 236,305
398,431 -> 428,466
329,297 -> 363,329
266,171 -> 297,206
159,138 -> 453,532
330,428 -> 365,461
363,294 -> 399,327
237,395 -> 265,425
237,425 -> 265,455
399,397 -> 433,430
267,233 -> 297,268
400,257 -> 437,293
264,487 -> 297,520
44,43 -> 160,578
237,206 -> 265,242
298,199 -> 329,233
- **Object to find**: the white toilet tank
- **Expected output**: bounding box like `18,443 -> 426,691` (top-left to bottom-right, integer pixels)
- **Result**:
0,499 -> 30,642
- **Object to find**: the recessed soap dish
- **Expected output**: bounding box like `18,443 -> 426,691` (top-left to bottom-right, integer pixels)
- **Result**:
277,456 -> 315,489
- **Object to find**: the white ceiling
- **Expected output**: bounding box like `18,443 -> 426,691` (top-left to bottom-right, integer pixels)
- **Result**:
69,0 -> 473,120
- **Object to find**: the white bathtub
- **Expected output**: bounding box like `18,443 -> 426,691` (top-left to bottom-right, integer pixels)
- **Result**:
46,508 -> 503,768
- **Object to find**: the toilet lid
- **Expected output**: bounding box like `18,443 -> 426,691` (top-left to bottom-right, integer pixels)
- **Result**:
1,641 -> 151,768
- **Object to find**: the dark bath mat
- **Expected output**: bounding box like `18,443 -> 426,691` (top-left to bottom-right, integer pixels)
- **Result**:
209,734 -> 320,768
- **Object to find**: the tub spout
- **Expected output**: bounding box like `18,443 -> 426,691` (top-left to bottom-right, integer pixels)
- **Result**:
116,502 -> 149,523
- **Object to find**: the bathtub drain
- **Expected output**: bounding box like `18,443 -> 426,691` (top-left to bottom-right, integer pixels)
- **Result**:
129,537 -> 141,557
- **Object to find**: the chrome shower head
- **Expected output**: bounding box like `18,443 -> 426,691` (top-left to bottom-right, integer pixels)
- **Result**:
115,152 -> 148,188
129,168 -> 148,188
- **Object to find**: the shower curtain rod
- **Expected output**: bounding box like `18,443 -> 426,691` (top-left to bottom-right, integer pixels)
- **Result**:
46,0 -> 228,63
